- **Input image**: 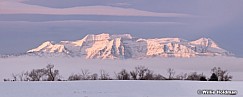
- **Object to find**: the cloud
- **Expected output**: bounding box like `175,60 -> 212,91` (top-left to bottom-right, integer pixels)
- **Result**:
110,2 -> 131,7
0,0 -> 27,2
0,20 -> 186,25
0,1 -> 193,17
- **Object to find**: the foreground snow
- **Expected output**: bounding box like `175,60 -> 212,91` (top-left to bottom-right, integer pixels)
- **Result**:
0,81 -> 242,97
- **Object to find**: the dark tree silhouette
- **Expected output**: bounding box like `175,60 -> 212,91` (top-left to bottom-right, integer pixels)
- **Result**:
116,69 -> 130,80
153,74 -> 166,80
90,73 -> 98,80
68,74 -> 81,81
130,66 -> 155,80
209,73 -> 218,81
46,64 -> 60,81
186,72 -> 204,81
200,76 -> 207,81
167,68 -> 175,80
5,65 -> 234,81
28,69 -> 46,81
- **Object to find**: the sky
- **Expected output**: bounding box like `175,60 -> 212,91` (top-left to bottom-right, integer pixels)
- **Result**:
0,0 -> 243,57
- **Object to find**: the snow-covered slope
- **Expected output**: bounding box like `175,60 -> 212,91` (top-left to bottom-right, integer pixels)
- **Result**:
28,41 -> 69,54
189,38 -> 230,56
0,81 -> 242,97
27,33 -> 232,59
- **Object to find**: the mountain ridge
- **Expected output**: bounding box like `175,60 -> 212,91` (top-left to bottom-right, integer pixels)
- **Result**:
27,33 -> 232,59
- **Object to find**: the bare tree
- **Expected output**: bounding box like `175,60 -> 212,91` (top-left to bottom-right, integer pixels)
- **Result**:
27,64 -> 60,81
130,66 -> 155,80
167,68 -> 175,80
18,72 -> 26,81
17,71 -> 29,81
80,69 -> 91,80
137,66 -> 148,80
130,66 -> 145,80
28,69 -> 46,81
142,69 -> 154,80
130,69 -> 139,80
100,70 -> 111,80
10,72 -> 30,81
12,73 -> 17,81
45,64 -> 60,81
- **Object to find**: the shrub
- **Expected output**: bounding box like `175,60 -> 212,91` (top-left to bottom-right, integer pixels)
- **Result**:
68,74 -> 81,81
116,69 -> 130,80
186,72 -> 204,81
209,73 -> 218,81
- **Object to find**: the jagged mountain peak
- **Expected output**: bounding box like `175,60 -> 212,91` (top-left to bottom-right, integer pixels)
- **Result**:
83,33 -> 110,41
149,37 -> 187,43
71,33 -> 132,47
191,37 -> 213,43
83,33 -> 133,40
28,41 -> 69,53
85,37 -> 126,59
27,41 -> 53,53
190,37 -> 220,49
39,41 -> 54,47
110,34 -> 133,40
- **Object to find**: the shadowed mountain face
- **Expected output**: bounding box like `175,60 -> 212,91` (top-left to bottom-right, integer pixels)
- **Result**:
27,33 -> 231,59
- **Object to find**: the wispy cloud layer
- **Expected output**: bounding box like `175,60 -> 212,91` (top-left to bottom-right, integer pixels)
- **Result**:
0,20 -> 186,25
110,2 -> 131,7
0,1 -> 192,17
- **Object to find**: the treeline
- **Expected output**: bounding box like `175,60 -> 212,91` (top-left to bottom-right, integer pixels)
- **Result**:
4,65 -> 60,81
4,65 -> 232,81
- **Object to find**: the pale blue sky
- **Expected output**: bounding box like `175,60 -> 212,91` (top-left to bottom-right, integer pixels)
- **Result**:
0,0 -> 243,57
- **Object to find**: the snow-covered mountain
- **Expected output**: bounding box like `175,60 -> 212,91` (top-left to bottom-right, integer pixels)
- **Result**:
27,33 -> 232,59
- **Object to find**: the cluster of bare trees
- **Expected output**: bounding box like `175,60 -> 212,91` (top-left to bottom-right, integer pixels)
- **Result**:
67,66 -> 232,81
68,69 -> 100,80
209,67 -> 233,81
116,67 -> 166,80
4,65 -> 232,81
165,67 -> 232,81
4,64 -> 60,81
69,66 -> 167,81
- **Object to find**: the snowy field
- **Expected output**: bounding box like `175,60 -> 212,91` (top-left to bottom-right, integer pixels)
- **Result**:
0,80 -> 242,97
0,56 -> 243,97
0,56 -> 243,81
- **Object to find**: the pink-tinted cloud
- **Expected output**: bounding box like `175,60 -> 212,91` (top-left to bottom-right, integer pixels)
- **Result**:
0,1 -> 193,17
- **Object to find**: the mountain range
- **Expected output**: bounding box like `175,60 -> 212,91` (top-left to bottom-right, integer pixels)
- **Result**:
27,33 -> 231,59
